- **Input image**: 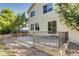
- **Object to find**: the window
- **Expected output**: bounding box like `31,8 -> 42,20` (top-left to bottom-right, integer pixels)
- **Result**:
31,11 -> 35,17
47,3 -> 53,12
31,24 -> 34,31
48,21 -> 57,34
43,5 -> 47,14
35,23 -> 40,31
43,3 -> 53,14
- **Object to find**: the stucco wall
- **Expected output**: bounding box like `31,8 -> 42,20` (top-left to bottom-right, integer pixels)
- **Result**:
28,3 -> 79,45
28,3 -> 57,34
57,18 -> 79,45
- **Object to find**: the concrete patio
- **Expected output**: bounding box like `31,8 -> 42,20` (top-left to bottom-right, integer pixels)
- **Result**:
3,38 -> 49,56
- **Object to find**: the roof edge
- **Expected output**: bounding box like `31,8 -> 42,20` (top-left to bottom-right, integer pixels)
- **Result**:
27,3 -> 36,13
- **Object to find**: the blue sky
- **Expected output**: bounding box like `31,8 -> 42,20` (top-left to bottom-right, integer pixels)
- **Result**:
0,3 -> 32,13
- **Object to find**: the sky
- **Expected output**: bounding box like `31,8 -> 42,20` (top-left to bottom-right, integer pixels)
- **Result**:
0,3 -> 32,14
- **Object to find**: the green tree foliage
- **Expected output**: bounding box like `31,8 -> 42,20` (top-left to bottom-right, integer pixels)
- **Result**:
56,3 -> 79,31
21,12 -> 28,27
0,9 -> 27,34
1,9 -> 17,33
0,9 -> 16,34
14,12 -> 27,32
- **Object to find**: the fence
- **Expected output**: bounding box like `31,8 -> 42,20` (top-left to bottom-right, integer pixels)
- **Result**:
32,31 -> 69,55
0,32 -> 28,40
33,31 -> 58,48
57,32 -> 69,48
33,31 -> 69,48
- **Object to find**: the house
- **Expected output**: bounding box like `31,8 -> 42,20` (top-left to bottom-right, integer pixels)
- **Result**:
27,3 -> 79,45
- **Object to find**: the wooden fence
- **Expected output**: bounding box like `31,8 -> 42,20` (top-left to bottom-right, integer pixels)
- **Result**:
0,32 -> 28,40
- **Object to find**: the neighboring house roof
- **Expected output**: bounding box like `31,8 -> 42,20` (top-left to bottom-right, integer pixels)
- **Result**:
27,3 -> 36,13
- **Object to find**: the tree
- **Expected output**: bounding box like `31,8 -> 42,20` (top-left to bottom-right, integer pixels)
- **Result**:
0,16 -> 4,34
0,8 -> 27,34
0,9 -> 17,34
0,9 -> 28,44
21,12 -> 28,27
14,12 -> 27,32
56,3 -> 79,31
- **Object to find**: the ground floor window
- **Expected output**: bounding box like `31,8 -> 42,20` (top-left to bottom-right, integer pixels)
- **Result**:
31,24 -> 34,31
48,21 -> 57,34
35,23 -> 40,31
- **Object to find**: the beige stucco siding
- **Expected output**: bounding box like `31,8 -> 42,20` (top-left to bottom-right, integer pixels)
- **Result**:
28,3 -> 58,33
57,17 -> 79,45
28,3 -> 79,45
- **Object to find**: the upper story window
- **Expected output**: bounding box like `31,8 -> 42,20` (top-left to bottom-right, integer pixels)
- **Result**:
43,3 -> 53,14
31,11 -> 35,17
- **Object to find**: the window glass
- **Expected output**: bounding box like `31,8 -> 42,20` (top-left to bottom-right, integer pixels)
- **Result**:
43,3 -> 53,14
47,3 -> 53,12
31,24 -> 34,31
35,23 -> 40,31
31,11 -> 35,17
43,5 -> 47,13
48,21 -> 57,34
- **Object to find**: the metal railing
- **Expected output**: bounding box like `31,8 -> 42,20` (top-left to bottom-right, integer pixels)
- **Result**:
32,31 -> 69,55
32,31 -> 58,48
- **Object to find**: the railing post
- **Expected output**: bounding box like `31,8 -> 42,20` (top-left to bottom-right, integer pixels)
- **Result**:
33,31 -> 35,47
56,35 -> 60,55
